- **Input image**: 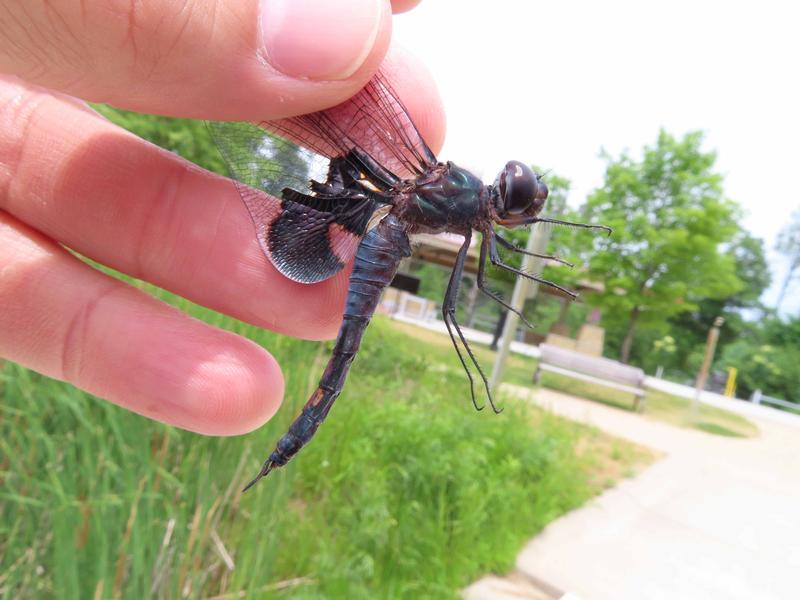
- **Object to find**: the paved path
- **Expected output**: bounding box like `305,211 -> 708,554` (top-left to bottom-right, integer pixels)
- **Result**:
466,386 -> 800,600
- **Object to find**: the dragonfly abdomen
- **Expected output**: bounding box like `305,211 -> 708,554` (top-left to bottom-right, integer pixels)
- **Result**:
246,216 -> 411,488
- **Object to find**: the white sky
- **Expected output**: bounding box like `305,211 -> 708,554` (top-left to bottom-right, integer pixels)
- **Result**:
394,0 -> 799,315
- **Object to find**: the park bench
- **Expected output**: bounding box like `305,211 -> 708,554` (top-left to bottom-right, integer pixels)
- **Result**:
533,344 -> 647,412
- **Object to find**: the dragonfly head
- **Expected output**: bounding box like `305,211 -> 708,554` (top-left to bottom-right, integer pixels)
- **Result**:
491,161 -> 548,226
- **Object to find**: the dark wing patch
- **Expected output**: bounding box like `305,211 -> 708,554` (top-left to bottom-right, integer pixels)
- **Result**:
269,194 -> 376,283
268,203 -> 345,284
230,187 -> 374,284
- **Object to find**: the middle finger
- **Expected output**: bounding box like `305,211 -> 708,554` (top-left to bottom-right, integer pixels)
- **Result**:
0,77 -> 347,340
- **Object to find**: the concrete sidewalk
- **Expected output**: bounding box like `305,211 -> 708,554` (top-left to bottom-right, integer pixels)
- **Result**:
466,386 -> 800,600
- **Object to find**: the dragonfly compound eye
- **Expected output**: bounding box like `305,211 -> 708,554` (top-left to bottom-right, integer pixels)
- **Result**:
525,176 -> 548,216
535,178 -> 548,202
500,160 -> 539,215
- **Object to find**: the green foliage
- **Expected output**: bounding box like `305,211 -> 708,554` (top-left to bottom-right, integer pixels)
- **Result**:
658,230 -> 771,374
720,341 -> 783,397
719,316 -> 800,403
92,105 -> 227,175
775,209 -> 800,311
411,261 -> 451,303
645,334 -> 678,374
728,231 -> 772,306
583,130 -> 744,362
527,296 -> 590,339
289,341 -> 591,595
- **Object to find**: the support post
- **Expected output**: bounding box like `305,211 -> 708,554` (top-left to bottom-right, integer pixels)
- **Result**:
489,226 -> 552,393
692,316 -> 725,418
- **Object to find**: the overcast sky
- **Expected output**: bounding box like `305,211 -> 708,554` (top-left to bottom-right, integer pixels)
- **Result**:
394,0 -> 799,315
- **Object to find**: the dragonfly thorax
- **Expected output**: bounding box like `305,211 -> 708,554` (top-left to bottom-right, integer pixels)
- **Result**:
395,161 -> 490,234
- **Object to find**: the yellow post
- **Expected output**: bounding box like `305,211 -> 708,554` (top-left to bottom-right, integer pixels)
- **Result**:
724,367 -> 737,397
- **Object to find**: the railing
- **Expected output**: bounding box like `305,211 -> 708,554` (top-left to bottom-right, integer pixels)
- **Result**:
751,390 -> 800,414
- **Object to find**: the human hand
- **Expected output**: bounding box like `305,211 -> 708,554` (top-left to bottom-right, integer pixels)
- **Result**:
0,0 -> 444,435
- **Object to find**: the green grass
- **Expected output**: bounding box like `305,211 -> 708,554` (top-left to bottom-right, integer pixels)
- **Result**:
538,372 -> 759,439
0,295 -> 652,599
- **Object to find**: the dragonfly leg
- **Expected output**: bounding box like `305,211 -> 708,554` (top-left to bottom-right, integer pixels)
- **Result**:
478,233 -> 534,329
443,232 -> 503,414
489,236 -> 578,300
442,232 -> 481,411
531,217 -> 613,236
494,231 -> 574,267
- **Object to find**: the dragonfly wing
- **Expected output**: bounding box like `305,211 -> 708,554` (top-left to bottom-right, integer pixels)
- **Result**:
208,121 -> 376,284
267,70 -> 439,181
208,69 -> 433,283
207,120 -> 326,203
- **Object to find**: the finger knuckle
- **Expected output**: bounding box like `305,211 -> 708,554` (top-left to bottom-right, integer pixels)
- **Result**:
60,282 -> 119,384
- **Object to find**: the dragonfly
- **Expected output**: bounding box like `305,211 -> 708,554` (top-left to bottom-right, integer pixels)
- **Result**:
208,71 -> 610,491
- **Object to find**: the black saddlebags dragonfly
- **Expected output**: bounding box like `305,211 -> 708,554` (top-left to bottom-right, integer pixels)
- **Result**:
208,71 -> 610,491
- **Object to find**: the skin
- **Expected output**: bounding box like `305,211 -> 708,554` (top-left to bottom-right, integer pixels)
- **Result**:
0,0 -> 445,435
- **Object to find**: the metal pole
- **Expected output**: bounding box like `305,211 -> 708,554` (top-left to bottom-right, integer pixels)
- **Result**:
489,226 -> 552,392
691,316 -> 725,418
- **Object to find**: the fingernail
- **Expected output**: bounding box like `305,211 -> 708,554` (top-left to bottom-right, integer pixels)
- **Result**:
260,0 -> 383,81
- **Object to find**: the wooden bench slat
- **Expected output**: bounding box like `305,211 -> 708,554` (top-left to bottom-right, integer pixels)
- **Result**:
538,363 -> 646,396
539,345 -> 644,386
535,344 -> 646,412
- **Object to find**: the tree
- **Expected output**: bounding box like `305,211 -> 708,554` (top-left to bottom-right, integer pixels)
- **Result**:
582,130 -> 743,363
719,316 -> 800,403
725,231 -> 772,307
775,209 -> 800,312
663,230 -> 771,374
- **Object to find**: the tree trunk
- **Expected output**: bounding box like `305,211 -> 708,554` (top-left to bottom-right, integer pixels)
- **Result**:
620,305 -> 641,364
490,309 -> 507,351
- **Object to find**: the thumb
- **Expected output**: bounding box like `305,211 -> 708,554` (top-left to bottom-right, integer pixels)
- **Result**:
0,0 -> 392,120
